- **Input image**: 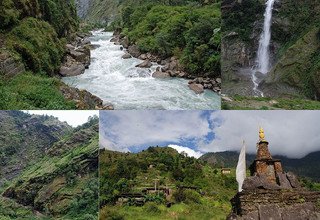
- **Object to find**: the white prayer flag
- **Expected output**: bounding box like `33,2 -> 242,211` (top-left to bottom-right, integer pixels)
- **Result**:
236,140 -> 246,192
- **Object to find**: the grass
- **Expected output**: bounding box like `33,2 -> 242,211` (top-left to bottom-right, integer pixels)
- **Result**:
222,96 -> 320,110
100,201 -> 228,220
0,73 -> 76,109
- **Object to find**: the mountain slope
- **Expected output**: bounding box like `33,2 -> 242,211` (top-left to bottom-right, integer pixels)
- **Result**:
0,111 -> 72,186
99,146 -> 237,220
200,150 -> 320,181
0,112 -> 99,219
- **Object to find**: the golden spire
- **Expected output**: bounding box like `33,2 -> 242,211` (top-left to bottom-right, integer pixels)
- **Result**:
259,127 -> 266,142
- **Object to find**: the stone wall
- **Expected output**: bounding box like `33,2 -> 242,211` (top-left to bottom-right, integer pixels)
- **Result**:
228,189 -> 320,220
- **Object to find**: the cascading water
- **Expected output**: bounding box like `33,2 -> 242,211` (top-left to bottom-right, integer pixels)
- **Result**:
252,0 -> 276,96
62,30 -> 220,109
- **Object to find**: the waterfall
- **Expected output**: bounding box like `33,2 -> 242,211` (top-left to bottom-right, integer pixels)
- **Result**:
256,0 -> 276,74
252,0 -> 276,96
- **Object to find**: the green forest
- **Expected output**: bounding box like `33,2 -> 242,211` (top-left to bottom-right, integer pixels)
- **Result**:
111,0 -> 221,77
99,147 -> 237,220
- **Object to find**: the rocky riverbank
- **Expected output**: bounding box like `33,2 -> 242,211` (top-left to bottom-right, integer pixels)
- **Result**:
111,30 -> 221,95
59,32 -> 114,110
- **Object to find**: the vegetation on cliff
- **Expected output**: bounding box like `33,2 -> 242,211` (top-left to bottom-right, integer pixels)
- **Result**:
0,111 -> 99,219
0,0 -> 79,109
99,146 -> 237,220
222,0 -> 320,104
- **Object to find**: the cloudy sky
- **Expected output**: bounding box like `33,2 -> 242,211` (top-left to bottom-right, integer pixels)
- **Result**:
23,110 -> 98,127
100,111 -> 320,159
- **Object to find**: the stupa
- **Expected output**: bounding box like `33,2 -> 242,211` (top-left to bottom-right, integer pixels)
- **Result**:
228,128 -> 320,220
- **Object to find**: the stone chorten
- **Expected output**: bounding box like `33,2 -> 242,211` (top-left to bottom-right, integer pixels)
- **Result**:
228,128 -> 320,220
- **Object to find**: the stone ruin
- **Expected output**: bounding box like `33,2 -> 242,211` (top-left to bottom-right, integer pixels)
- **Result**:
228,132 -> 320,220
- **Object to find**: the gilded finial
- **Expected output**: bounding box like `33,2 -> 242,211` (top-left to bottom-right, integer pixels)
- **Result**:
259,127 -> 266,142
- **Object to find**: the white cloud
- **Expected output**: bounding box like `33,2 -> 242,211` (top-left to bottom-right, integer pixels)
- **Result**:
202,111 -> 320,158
23,110 -> 98,127
99,111 -> 211,152
99,110 -> 320,159
168,144 -> 203,158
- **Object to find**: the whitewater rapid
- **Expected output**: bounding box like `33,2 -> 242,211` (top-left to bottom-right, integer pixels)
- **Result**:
62,31 -> 220,109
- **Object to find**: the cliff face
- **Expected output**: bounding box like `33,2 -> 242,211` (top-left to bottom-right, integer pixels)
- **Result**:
0,112 -> 99,219
222,0 -> 320,99
75,0 -> 93,19
76,0 -> 118,24
0,111 -> 72,186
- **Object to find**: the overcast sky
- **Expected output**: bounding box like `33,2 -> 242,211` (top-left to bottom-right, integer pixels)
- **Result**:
23,110 -> 98,127
100,111 -> 320,159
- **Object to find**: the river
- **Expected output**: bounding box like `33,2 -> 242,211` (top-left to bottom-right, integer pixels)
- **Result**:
62,31 -> 220,109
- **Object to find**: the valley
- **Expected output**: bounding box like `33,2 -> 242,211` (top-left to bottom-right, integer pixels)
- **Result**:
0,111 -> 99,219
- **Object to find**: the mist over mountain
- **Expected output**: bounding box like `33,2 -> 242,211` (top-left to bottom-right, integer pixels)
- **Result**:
200,150 -> 320,181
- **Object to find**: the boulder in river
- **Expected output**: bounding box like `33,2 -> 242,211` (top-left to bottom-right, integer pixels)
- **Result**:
152,71 -> 170,78
136,60 -> 152,68
60,64 -> 85,77
128,45 -> 141,58
188,83 -> 204,94
122,53 -> 132,59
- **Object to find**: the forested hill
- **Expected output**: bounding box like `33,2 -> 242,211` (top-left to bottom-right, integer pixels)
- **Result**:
78,0 -> 221,79
200,150 -> 320,182
0,112 -> 99,219
99,146 -> 237,219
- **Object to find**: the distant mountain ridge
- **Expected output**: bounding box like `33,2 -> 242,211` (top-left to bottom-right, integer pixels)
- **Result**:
200,151 -> 320,181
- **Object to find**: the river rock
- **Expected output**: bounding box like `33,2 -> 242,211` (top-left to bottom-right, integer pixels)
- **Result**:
59,64 -> 85,77
90,44 -> 100,50
59,83 -> 114,110
120,37 -> 129,48
152,71 -> 170,78
136,60 -> 152,68
188,83 -> 204,94
122,53 -> 132,59
139,54 -> 148,60
110,37 -> 118,42
82,38 -> 91,45
128,45 -> 141,58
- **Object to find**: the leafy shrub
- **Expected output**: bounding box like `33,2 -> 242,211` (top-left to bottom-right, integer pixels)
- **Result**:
122,4 -> 221,76
144,202 -> 161,214
6,18 -> 64,75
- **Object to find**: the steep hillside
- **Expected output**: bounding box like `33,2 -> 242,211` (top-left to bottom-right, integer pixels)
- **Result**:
99,146 -> 237,220
222,0 -> 320,102
0,112 -> 99,219
200,150 -> 320,182
0,111 -> 72,186
77,0 -> 221,83
0,0 -> 103,109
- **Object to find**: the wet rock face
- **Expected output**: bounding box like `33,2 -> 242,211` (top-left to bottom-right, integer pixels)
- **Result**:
75,0 -> 93,19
